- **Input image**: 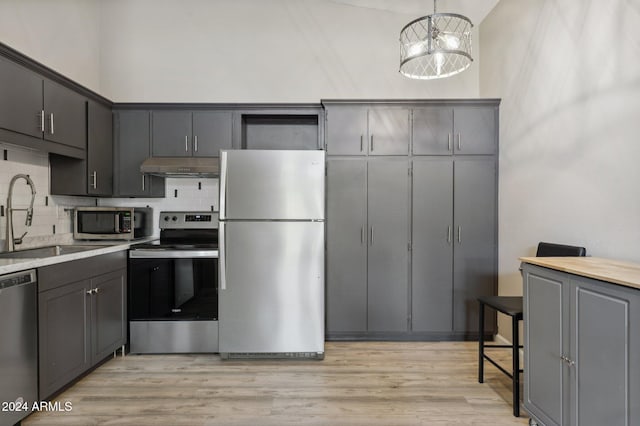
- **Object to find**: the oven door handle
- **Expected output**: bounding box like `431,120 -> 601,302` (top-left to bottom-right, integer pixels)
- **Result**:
129,249 -> 219,259
219,221 -> 226,290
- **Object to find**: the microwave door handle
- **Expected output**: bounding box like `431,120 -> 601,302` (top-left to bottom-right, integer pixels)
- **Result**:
219,221 -> 227,290
114,213 -> 120,233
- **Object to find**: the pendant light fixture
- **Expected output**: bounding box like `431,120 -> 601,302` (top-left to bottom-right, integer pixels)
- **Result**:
399,0 -> 473,80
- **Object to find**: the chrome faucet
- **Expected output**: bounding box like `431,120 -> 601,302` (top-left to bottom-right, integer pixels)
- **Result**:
5,174 -> 36,252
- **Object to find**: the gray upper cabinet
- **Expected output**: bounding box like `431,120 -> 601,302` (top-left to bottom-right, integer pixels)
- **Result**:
368,108 -> 410,156
50,100 -> 113,196
326,158 -> 368,333
0,55 -> 43,139
325,105 -> 368,155
412,104 -> 497,156
367,159 -> 410,331
114,110 -> 165,197
0,55 -> 87,158
152,110 -> 232,157
43,79 -> 86,151
523,263 -> 640,426
453,106 -> 497,155
452,158 -> 497,333
87,101 -> 113,196
324,104 -> 409,156
412,107 -> 453,155
193,111 -> 233,155
152,111 -> 192,156
411,158 -> 454,332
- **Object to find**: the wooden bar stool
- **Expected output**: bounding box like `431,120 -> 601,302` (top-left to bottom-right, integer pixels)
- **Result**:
478,242 -> 586,417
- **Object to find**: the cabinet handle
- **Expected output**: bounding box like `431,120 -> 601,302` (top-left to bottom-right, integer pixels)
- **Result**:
448,134 -> 452,151
194,135 -> 198,152
141,174 -> 146,192
457,226 -> 461,243
49,113 -> 55,135
360,135 -> 363,152
39,110 -> 45,132
91,171 -> 97,189
185,136 -> 189,152
447,226 -> 452,243
370,134 -> 374,152
370,227 -> 374,246
86,289 -> 94,295
457,133 -> 461,151
94,287 -> 100,294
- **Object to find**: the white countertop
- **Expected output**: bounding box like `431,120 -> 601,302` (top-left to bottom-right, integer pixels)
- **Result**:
0,238 -> 155,275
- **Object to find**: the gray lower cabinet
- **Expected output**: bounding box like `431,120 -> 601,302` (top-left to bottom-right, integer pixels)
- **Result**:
152,110 -> 232,157
38,253 -> 126,400
522,263 -> 640,426
411,157 -> 497,335
114,110 -> 165,197
326,158 -> 410,336
324,103 -> 409,156
412,105 -> 497,156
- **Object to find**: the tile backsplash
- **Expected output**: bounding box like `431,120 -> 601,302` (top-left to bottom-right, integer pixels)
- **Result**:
0,142 -> 218,249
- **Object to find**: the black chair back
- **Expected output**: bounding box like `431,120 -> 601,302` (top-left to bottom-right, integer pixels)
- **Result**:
536,242 -> 586,257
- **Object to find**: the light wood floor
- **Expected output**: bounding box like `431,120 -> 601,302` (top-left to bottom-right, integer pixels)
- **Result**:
23,342 -> 529,425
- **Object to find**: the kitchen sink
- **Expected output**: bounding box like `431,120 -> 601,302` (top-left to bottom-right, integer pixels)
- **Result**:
0,245 -> 108,259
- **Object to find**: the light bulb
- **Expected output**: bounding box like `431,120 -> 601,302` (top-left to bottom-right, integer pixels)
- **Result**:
434,52 -> 445,76
441,34 -> 460,49
407,42 -> 426,58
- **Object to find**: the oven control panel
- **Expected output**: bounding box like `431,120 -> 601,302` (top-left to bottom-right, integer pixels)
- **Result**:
159,211 -> 219,229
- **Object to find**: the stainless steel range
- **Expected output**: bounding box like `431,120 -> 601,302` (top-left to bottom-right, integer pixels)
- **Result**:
128,211 -> 219,353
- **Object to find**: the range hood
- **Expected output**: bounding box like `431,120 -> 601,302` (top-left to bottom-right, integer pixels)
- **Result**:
140,157 -> 220,178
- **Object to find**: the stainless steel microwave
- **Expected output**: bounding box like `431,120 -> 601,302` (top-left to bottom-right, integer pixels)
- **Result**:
74,207 -> 136,240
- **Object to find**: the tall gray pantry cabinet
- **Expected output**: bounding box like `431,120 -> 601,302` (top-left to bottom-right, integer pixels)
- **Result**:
324,100 -> 499,339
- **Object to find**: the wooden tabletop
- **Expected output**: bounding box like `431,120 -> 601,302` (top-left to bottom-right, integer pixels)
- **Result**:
520,257 -> 640,290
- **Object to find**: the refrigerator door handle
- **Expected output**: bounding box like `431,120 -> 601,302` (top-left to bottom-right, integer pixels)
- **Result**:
219,151 -> 228,220
219,221 -> 227,290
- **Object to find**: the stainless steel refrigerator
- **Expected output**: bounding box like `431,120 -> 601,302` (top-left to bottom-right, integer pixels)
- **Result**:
218,150 -> 325,359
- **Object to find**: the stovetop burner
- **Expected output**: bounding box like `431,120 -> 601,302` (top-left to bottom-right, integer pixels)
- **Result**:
133,240 -> 218,250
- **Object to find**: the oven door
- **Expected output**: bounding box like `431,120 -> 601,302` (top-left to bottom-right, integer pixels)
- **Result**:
128,249 -> 219,320
128,249 -> 219,353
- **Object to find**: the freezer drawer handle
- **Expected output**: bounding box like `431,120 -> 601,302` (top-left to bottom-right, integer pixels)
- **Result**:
219,221 -> 227,290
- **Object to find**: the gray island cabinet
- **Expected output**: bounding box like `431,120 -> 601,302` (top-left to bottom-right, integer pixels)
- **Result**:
521,257 -> 640,426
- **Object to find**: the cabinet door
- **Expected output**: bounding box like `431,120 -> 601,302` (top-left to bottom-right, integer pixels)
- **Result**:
523,265 -> 568,426
453,158 -> 497,333
152,111 -> 192,156
325,105 -> 367,155
326,159 -> 368,334
192,111 -> 232,156
0,56 -> 43,138
38,280 -> 91,399
368,108 -> 410,156
91,269 -> 126,363
570,279 -> 637,426
88,101 -> 113,196
411,158 -> 454,332
43,79 -> 86,150
412,107 -> 453,155
367,159 -> 410,331
453,106 -> 496,155
115,111 -> 164,197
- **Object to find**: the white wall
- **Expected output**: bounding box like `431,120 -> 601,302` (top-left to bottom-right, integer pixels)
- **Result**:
480,0 -> 640,338
98,0 -> 480,102
0,0 -> 101,92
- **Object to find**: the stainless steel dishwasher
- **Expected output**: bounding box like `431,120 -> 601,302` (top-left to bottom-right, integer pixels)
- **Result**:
0,269 -> 38,425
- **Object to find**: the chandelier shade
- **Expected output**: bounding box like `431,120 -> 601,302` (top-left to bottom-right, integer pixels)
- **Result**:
399,10 -> 473,80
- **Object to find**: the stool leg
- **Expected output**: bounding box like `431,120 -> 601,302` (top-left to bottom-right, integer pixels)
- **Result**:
512,315 -> 520,417
478,301 -> 485,383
